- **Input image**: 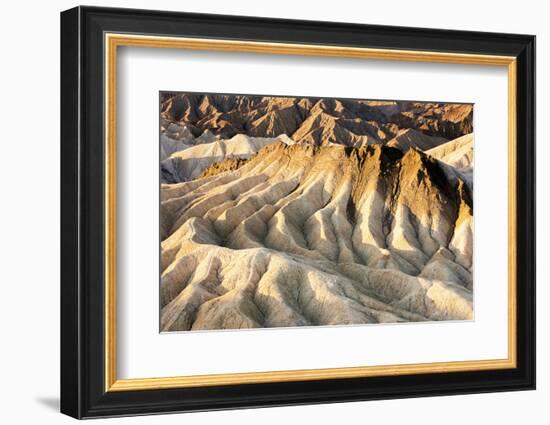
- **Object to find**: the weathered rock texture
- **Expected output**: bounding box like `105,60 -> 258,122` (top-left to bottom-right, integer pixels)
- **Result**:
160,140 -> 474,332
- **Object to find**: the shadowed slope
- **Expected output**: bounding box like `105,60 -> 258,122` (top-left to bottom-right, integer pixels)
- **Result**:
426,133 -> 474,191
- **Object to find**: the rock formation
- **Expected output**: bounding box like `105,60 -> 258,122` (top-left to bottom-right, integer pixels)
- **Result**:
158,93 -> 474,331
426,133 -> 474,190
160,94 -> 472,151
161,133 -> 294,183
160,141 -> 474,331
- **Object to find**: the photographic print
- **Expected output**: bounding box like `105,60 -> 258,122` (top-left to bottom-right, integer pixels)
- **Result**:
61,9 -> 535,417
159,93 -> 474,332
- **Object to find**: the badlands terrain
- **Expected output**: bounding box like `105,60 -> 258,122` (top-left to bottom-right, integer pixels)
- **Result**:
159,94 -> 474,332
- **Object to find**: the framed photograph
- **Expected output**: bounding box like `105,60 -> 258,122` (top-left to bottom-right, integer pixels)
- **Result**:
60,6 -> 536,419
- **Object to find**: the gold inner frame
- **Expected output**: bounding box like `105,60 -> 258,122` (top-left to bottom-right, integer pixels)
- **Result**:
104,33 -> 517,392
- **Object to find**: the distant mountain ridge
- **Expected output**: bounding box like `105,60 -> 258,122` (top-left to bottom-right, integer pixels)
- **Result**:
161,93 -> 473,146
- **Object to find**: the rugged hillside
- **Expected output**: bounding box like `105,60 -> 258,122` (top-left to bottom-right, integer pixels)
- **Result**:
160,142 -> 473,331
427,133 -> 473,170
427,133 -> 474,189
161,133 -> 294,183
160,94 -> 472,149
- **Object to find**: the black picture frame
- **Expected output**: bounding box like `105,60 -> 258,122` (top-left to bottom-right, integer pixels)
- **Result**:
61,5 -> 535,419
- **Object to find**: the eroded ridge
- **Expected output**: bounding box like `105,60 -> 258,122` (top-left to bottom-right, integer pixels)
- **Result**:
160,141 -> 473,331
